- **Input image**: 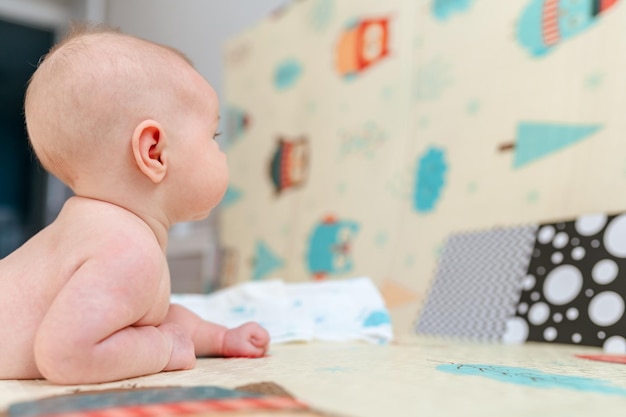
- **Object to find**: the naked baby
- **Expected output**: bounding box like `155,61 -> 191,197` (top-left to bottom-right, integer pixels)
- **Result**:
0,24 -> 269,384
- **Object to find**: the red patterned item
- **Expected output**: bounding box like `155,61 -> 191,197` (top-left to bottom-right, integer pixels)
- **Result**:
8,386 -> 310,417
575,354 -> 626,364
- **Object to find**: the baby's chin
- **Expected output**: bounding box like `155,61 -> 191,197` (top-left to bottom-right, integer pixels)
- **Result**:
180,188 -> 228,223
187,210 -> 212,222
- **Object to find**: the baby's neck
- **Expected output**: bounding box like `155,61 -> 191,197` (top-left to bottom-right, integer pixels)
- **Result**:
66,195 -> 170,252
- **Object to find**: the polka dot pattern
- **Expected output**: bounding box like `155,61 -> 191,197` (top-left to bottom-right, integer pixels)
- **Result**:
512,214 -> 626,350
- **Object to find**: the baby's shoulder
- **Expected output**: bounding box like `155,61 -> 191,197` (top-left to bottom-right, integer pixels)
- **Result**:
68,206 -> 164,279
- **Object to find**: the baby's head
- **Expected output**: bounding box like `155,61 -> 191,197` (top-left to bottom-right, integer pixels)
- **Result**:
25,23 -> 228,223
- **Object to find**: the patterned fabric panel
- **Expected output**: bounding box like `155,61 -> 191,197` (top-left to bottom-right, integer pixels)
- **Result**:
416,225 -> 538,341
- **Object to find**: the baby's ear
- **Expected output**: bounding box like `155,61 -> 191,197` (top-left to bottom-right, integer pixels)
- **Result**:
131,120 -> 167,184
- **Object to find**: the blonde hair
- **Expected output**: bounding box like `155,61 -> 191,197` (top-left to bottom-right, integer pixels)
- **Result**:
25,22 -> 196,188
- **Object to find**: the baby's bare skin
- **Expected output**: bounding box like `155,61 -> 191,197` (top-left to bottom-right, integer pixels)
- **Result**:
0,197 -> 268,384
0,25 -> 270,384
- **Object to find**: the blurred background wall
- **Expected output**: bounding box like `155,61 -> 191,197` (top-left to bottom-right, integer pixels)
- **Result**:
5,0 -> 626,337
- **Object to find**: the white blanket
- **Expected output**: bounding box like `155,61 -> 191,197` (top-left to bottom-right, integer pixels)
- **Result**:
171,277 -> 394,344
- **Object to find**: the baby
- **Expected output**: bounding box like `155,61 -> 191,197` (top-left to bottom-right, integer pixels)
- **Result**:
0,24 -> 269,384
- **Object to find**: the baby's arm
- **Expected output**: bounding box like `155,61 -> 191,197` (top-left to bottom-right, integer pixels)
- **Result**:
163,304 -> 270,358
34,248 -> 191,384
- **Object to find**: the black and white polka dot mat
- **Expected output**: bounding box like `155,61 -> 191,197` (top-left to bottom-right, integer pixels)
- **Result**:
416,212 -> 626,353
506,213 -> 626,353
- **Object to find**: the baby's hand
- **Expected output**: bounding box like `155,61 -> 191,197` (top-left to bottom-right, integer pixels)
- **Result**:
158,323 -> 196,371
222,322 -> 270,358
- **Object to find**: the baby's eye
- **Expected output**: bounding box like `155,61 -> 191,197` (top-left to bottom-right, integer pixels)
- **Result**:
213,131 -> 222,140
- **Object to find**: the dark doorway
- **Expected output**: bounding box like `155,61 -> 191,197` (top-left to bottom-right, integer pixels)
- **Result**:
0,18 -> 54,257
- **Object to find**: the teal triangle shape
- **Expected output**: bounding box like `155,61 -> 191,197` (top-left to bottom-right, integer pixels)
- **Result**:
252,240 -> 284,281
514,123 -> 602,168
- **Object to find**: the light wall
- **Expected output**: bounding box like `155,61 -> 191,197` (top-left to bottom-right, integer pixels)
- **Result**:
106,0 -> 288,105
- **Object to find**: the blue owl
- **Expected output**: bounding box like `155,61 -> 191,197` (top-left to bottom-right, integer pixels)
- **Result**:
518,0 -> 618,57
306,216 -> 360,279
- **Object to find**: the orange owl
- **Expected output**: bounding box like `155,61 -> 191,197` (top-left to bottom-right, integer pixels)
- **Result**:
335,17 -> 391,78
